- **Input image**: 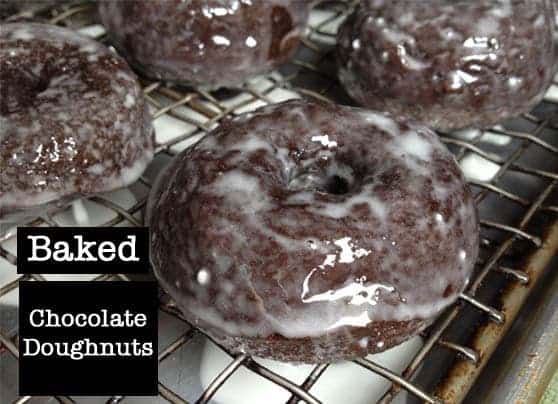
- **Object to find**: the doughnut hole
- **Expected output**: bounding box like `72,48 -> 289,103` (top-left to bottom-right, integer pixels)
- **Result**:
0,41 -> 115,115
287,160 -> 359,196
324,175 -> 351,195
0,64 -> 50,114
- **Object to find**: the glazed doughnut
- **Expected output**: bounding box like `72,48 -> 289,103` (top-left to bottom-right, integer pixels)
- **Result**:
337,0 -> 556,131
97,0 -> 309,88
148,100 -> 479,363
0,23 -> 154,216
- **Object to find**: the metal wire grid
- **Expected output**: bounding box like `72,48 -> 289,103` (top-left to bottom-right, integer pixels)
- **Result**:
0,1 -> 557,403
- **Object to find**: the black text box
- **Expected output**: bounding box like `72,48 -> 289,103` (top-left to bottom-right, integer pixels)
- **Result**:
17,227 -> 150,274
19,281 -> 158,396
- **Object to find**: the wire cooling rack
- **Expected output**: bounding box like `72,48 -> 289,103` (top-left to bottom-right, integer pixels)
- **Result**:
1,1 -> 557,403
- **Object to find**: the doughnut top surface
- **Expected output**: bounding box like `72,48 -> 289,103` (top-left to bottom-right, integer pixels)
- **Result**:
149,100 -> 479,341
337,0 -> 556,130
97,0 -> 309,88
0,23 -> 153,214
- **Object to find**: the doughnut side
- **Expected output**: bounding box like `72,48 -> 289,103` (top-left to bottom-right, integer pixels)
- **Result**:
149,100 -> 479,362
97,0 -> 309,88
211,319 -> 428,364
0,23 -> 154,215
337,0 -> 556,130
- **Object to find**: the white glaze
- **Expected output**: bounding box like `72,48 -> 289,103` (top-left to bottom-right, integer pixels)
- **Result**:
309,187 -> 388,220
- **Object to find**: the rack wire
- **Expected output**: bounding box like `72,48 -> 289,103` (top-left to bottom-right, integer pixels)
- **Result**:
1,1 -> 557,403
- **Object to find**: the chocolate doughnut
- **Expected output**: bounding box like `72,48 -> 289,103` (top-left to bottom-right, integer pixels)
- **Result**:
97,0 -> 309,88
337,0 -> 556,131
148,100 -> 479,363
0,23 -> 154,216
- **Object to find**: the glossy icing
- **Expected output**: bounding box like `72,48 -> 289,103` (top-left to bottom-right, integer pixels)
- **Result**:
97,0 -> 309,88
337,0 -> 556,130
149,100 -> 479,362
0,23 -> 154,215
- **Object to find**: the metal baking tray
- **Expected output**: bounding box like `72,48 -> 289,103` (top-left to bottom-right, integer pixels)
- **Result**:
1,1 -> 557,403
